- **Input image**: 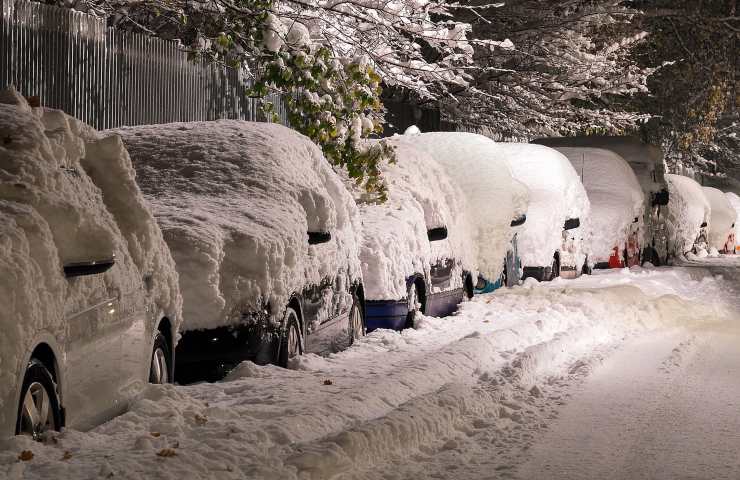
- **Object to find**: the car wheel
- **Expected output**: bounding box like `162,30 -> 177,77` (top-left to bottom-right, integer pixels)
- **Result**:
149,332 -> 171,384
405,282 -> 422,329
348,296 -> 365,344
16,360 -> 62,441
279,308 -> 302,367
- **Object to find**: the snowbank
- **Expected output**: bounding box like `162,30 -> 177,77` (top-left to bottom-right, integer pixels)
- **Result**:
2,266 -> 729,479
111,121 -> 361,331
350,139 -> 475,300
554,147 -> 644,263
0,87 -> 180,436
702,187 -> 735,251
665,174 -> 710,256
397,131 -> 526,282
499,143 -> 590,269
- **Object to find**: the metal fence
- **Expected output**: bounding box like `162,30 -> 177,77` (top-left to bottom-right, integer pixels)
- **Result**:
0,0 -> 288,130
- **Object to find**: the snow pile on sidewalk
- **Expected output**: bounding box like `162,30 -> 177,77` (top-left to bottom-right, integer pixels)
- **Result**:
702,186 -> 735,251
112,121 -> 361,330
350,139 -> 475,300
0,87 -> 180,435
555,147 -> 644,263
399,131 -> 526,282
665,174 -> 710,255
1,265 -> 729,479
499,143 -> 590,268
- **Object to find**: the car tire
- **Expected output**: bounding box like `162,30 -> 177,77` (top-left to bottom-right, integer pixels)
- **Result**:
16,360 -> 62,440
551,253 -> 561,280
405,282 -> 422,329
348,295 -> 366,344
149,332 -> 171,384
278,308 -> 302,367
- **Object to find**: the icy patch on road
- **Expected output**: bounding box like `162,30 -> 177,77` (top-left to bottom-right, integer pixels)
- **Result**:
0,268 -> 730,479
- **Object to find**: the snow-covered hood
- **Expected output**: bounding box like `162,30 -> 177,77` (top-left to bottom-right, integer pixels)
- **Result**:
702,187 -> 735,250
112,121 -> 362,331
665,174 -> 711,255
397,131 -> 525,282
497,143 -> 590,268
350,139 -> 475,301
0,88 -> 181,436
554,147 -> 644,262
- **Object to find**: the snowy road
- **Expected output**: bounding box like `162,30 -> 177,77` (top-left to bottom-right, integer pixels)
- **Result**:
2,260 -> 739,479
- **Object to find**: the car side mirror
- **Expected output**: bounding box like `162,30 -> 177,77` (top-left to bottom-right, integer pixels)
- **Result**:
652,189 -> 669,206
700,222 -> 707,228
563,218 -> 580,230
510,215 -> 527,227
634,217 -> 639,223
308,231 -> 332,245
64,257 -> 115,278
427,227 -> 448,242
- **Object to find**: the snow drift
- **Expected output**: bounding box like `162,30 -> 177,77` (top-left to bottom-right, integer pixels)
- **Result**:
702,187 -> 735,251
665,174 -> 710,256
111,121 -> 362,331
554,147 -> 644,264
397,131 -> 527,282
498,143 -> 590,269
350,139 -> 475,300
0,87 -> 181,436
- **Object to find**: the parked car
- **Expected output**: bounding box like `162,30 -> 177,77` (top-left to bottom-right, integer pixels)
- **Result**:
0,88 -> 181,440
114,121 -> 364,383
725,192 -> 740,254
702,187 -> 736,254
664,174 -> 711,258
497,143 -> 590,281
534,136 -> 670,265
352,139 -> 476,331
397,131 -> 529,293
548,147 -> 644,270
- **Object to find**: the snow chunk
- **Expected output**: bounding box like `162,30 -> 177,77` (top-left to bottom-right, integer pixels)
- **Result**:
111,121 -> 361,331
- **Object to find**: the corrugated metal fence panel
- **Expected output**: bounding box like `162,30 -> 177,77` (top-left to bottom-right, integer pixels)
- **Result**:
0,0 -> 288,129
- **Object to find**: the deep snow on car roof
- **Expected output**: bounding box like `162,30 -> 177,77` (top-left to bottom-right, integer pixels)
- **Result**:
111,120 -> 361,331
397,131 -> 525,282
347,139 -> 475,300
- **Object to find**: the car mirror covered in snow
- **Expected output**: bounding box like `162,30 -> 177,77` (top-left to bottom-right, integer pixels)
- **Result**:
510,215 -> 527,227
307,231 -> 332,245
63,257 -> 115,278
427,227 -> 448,242
652,189 -> 670,206
564,218 -> 581,231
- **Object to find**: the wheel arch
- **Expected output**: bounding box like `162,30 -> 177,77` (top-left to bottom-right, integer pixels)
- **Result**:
407,274 -> 427,312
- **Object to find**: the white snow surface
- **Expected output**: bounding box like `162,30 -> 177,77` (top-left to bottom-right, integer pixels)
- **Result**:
499,143 -> 590,268
397,131 -> 526,281
702,187 -> 735,250
665,174 -> 711,255
554,147 -> 644,263
0,88 -> 181,435
351,139 -> 475,300
111,121 -> 362,331
1,264 -> 731,479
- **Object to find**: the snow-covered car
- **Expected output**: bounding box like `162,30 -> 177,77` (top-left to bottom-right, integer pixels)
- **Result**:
725,192 -> 740,254
498,143 -> 590,281
534,136 -> 670,265
702,187 -> 736,254
397,131 -> 529,293
353,140 -> 476,331
549,147 -> 645,269
0,89 -> 181,440
664,174 -> 711,258
113,121 -> 364,382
